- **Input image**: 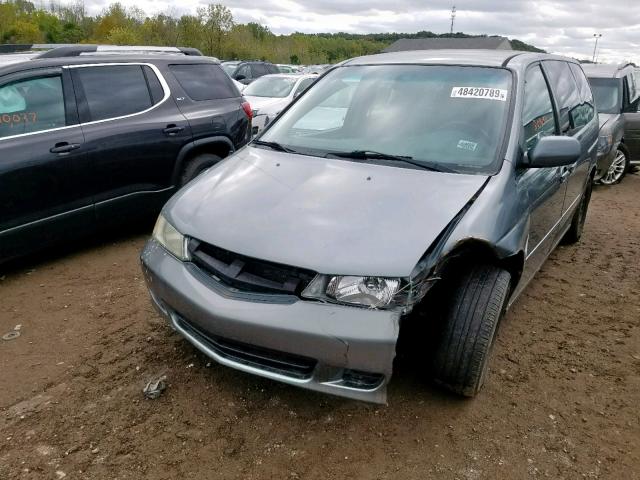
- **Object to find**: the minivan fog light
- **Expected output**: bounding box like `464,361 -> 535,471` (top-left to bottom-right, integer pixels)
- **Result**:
327,276 -> 401,308
152,214 -> 190,261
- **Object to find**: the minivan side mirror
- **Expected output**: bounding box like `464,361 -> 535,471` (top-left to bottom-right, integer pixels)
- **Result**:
525,136 -> 581,168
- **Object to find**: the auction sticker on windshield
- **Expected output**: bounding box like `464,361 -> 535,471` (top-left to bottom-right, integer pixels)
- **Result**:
451,87 -> 508,101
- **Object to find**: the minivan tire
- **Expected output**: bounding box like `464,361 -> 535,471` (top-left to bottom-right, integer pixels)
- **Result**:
179,153 -> 222,186
432,264 -> 511,397
562,178 -> 593,244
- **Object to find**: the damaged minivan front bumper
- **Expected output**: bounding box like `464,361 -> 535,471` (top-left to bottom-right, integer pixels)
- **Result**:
141,240 -> 401,404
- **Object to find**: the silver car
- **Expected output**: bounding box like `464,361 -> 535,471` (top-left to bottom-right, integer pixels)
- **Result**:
141,50 -> 597,403
583,63 -> 640,184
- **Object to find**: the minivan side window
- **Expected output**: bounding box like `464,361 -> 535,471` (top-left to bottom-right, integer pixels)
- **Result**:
0,75 -> 66,139
568,63 -> 595,130
543,61 -> 581,135
169,64 -> 238,101
75,65 -> 153,122
522,65 -> 557,152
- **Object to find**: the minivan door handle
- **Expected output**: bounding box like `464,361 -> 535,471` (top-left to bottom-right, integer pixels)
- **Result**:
560,166 -> 573,183
163,125 -> 185,136
50,142 -> 81,154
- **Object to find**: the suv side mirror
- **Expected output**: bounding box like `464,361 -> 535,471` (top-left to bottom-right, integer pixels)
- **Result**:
234,74 -> 246,81
525,136 -> 581,168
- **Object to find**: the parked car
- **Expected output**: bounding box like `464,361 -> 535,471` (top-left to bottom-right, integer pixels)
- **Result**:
583,63 -> 640,184
302,64 -> 332,74
0,45 -> 252,264
277,64 -> 301,74
243,73 -> 317,135
142,50 -> 597,404
221,60 -> 280,85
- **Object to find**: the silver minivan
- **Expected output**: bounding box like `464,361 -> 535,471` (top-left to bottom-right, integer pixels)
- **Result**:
141,50 -> 598,403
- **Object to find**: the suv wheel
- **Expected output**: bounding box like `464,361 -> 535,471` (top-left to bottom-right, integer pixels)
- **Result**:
179,153 -> 222,187
563,178 -> 593,244
431,264 -> 511,397
600,145 -> 630,185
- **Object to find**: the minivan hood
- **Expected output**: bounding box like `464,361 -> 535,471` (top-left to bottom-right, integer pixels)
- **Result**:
168,147 -> 489,277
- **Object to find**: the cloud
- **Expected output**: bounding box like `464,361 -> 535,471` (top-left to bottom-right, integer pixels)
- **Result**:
80,0 -> 639,63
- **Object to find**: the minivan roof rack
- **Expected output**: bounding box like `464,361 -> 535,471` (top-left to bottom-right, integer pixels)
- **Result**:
31,45 -> 203,58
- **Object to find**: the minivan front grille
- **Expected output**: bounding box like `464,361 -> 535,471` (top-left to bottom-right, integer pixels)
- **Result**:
188,239 -> 316,296
175,316 -> 317,379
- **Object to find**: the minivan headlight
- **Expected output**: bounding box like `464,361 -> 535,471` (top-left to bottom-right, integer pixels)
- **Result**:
152,214 -> 190,261
598,134 -> 613,155
303,275 -> 402,308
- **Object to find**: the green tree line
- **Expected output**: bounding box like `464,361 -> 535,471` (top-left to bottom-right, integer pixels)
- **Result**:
0,0 -> 544,64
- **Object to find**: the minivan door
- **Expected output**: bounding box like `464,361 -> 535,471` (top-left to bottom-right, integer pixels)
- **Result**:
70,63 -> 191,226
623,75 -> 640,162
518,64 -> 567,285
0,68 -> 91,261
543,61 -> 596,217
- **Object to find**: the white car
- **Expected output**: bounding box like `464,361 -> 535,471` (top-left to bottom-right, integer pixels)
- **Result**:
243,74 -> 317,136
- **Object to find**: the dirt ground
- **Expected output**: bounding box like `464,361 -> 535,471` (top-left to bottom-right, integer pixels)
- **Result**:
1,174 -> 639,480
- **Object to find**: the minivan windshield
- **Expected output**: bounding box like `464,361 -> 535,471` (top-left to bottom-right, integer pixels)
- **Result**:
244,76 -> 298,98
589,78 -> 621,114
259,65 -> 512,174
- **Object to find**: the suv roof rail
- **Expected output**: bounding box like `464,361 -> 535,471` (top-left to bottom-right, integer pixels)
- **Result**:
35,45 -> 203,59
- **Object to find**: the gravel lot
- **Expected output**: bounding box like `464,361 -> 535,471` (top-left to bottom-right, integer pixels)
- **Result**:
1,173 -> 639,480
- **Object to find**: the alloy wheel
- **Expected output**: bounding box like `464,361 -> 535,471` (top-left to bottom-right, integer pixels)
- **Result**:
600,149 -> 627,185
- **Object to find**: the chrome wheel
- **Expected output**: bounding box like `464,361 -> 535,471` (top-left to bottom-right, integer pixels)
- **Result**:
600,149 -> 627,185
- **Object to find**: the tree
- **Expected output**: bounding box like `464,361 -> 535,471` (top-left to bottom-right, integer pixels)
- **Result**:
107,26 -> 142,45
197,4 -> 234,56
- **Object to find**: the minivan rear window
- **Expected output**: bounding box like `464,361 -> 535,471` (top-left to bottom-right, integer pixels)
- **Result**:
170,64 -> 239,101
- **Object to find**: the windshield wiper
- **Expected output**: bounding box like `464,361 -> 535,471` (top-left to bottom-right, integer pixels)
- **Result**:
252,140 -> 298,153
328,150 -> 451,172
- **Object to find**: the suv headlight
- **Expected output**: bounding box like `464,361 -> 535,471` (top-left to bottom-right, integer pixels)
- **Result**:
302,274 -> 434,310
598,134 -> 613,155
152,214 -> 190,261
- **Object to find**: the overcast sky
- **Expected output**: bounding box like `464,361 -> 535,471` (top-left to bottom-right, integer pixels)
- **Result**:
81,0 -> 639,64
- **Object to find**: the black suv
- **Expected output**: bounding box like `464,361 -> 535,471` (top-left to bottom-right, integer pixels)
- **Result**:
221,60 -> 280,85
0,46 -> 252,264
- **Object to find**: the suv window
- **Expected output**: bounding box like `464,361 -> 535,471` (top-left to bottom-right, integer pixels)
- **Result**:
170,64 -> 238,101
568,63 -> 595,130
0,75 -> 66,138
522,65 -> 557,152
76,65 -> 153,122
235,64 -> 251,80
143,66 -> 165,105
251,63 -> 268,77
543,61 -> 581,134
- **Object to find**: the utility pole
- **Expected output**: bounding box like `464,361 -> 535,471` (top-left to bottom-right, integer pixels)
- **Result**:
450,5 -> 456,35
592,33 -> 602,63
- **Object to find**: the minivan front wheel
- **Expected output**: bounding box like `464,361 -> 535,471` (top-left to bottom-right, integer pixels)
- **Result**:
179,153 -> 222,187
432,264 -> 511,397
600,145 -> 629,185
